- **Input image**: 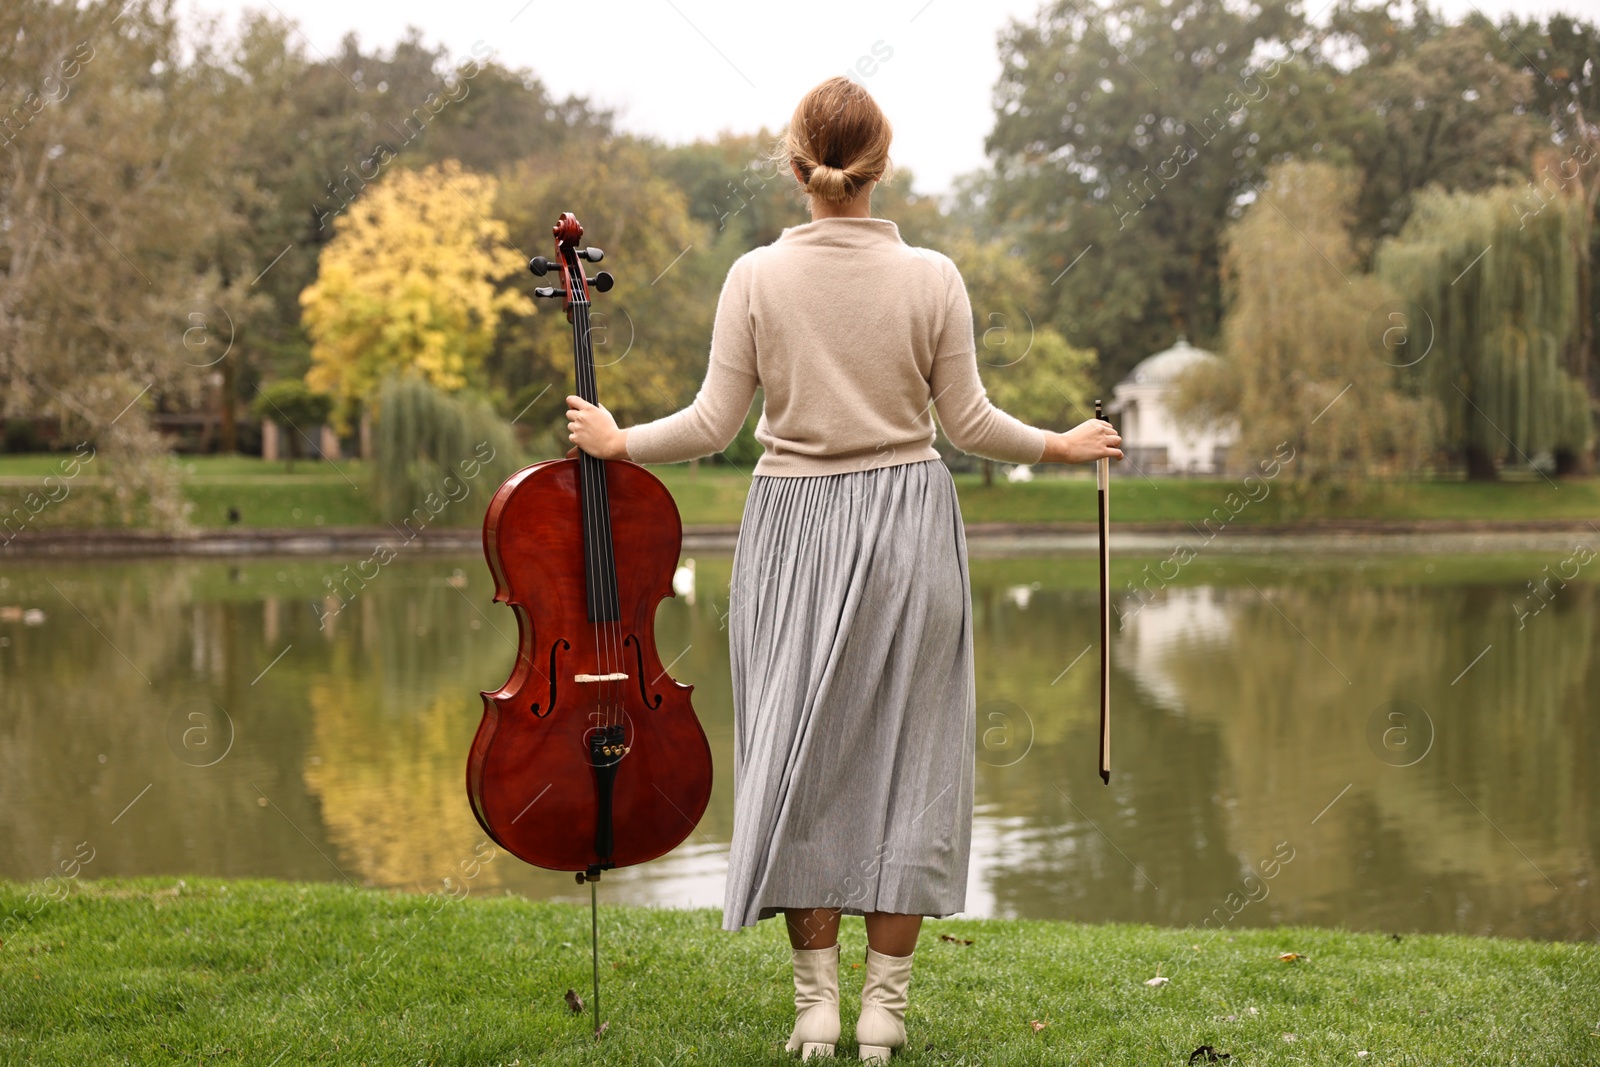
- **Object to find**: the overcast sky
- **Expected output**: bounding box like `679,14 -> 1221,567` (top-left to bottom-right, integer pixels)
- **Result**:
196,0 -> 1583,196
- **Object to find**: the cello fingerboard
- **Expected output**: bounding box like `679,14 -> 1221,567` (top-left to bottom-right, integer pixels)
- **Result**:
572,298 -> 623,624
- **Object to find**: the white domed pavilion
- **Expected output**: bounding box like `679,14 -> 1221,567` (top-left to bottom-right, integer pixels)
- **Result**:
1105,337 -> 1238,475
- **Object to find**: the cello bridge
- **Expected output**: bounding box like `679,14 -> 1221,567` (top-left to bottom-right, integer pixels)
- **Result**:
574,672 -> 629,683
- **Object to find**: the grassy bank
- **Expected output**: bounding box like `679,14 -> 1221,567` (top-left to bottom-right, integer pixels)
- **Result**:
3,454 -> 1600,532
0,878 -> 1594,1065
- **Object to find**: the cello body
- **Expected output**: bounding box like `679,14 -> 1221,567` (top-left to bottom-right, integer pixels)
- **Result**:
467,213 -> 712,875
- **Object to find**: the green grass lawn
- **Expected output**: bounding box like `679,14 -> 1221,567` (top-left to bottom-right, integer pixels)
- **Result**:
948,470 -> 1600,525
2,454 -> 1599,532
0,878 -> 1592,1066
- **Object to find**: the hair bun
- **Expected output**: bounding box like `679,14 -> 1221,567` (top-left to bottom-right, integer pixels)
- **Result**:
805,162 -> 856,204
771,76 -> 894,208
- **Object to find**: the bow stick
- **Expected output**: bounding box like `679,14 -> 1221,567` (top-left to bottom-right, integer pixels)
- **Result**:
1096,398 -> 1111,784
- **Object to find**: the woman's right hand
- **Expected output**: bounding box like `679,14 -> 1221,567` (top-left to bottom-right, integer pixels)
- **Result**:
1042,418 -> 1123,464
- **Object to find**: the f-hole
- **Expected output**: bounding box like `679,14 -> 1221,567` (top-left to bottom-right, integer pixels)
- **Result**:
624,633 -> 662,709
531,639 -> 570,717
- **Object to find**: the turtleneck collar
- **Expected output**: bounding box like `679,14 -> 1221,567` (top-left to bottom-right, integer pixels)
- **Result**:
777,215 -> 903,248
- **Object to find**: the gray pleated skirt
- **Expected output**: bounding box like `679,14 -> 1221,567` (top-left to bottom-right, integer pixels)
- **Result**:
721,457 -> 975,932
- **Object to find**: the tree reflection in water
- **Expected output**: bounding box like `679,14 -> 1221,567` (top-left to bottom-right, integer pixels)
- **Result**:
0,551 -> 1593,940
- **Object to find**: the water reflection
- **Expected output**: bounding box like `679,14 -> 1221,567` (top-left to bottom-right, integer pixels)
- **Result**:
0,549 -> 1594,941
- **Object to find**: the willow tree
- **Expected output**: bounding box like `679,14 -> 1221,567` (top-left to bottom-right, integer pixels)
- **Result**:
1376,182 -> 1594,478
372,376 -> 521,525
1169,161 -> 1439,506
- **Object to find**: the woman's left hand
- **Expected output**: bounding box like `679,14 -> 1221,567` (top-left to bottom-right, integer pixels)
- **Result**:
566,395 -> 629,460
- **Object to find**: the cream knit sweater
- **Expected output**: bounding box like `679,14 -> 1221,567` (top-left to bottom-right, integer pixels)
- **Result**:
623,216 -> 1049,476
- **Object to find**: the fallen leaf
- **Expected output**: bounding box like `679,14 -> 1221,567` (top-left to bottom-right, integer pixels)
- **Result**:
564,989 -> 584,1014
939,934 -> 974,946
1277,952 -> 1306,962
1188,1045 -> 1231,1063
1357,1052 -> 1371,1059
1282,1033 -> 1298,1043
1246,1007 -> 1259,1015
593,1020 -> 609,1040
1146,976 -> 1170,987
1030,1020 -> 1048,1032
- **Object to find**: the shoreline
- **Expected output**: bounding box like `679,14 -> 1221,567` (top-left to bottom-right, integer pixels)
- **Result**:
3,516 -> 1598,558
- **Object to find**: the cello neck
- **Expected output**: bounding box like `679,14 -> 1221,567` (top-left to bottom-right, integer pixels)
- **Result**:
569,287 -> 600,408
564,251 -> 621,624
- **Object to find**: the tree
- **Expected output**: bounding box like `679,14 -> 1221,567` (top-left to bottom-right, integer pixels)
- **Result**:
951,237 -> 1099,484
250,380 -> 334,472
1376,180 -> 1594,479
983,0 -> 1337,393
0,0 -> 260,525
492,138 -> 723,438
1169,161 -> 1439,501
651,129 -> 807,252
1333,18 -> 1543,242
211,17 -> 614,450
301,160 -> 533,418
1468,13 -> 1599,168
652,128 -> 952,256
1488,14 -> 1600,448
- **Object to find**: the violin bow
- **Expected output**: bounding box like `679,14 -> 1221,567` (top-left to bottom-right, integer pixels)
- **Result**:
1096,398 -> 1111,784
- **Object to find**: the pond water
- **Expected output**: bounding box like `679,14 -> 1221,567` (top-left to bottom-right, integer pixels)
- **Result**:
1,545 -> 1595,942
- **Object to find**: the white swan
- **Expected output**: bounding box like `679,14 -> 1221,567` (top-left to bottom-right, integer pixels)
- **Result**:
673,558 -> 697,605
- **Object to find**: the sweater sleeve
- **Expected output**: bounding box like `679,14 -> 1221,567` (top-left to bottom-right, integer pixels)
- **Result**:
623,256 -> 759,465
928,260 -> 1049,465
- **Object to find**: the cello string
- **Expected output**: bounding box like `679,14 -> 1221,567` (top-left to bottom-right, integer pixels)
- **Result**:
590,259 -> 627,739
582,291 -> 618,735
586,291 -> 623,735
579,291 -> 618,733
575,268 -> 622,737
599,297 -> 625,739
569,244 -> 613,741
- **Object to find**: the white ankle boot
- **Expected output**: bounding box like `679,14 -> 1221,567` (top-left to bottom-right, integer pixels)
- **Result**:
785,942 -> 840,1059
856,946 -> 914,1062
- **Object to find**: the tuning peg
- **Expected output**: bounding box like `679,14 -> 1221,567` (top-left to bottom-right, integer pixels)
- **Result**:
529,256 -> 552,276
534,286 -> 566,299
591,271 -> 614,293
578,247 -> 604,263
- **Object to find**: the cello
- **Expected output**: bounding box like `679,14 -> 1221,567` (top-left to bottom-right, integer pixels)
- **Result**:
468,212 -> 713,1035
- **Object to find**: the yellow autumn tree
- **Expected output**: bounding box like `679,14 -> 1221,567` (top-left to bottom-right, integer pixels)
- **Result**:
301,160 -> 533,418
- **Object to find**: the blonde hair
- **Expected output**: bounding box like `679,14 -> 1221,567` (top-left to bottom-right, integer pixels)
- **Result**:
771,76 -> 894,207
